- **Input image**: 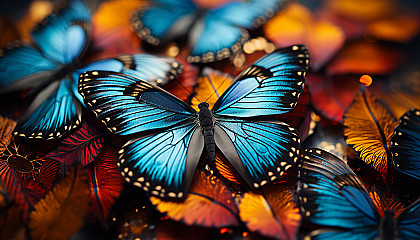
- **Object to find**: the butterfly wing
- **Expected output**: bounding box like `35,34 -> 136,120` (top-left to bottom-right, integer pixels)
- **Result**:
214,118 -> 300,188
0,44 -> 58,94
14,78 -> 82,139
397,199 -> 420,240
31,0 -> 91,64
187,0 -> 284,62
212,45 -> 309,117
79,70 -> 196,135
116,54 -> 183,86
74,54 -> 182,104
132,0 -> 197,45
389,109 -> 420,179
119,121 -> 203,198
298,148 -> 381,237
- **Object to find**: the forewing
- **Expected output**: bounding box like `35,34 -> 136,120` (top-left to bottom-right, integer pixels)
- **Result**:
118,122 -> 203,198
187,13 -> 247,63
213,45 -> 309,117
187,0 -> 286,62
79,71 -> 196,135
0,44 -> 58,94
14,78 -> 82,140
131,0 -> 197,45
298,148 -> 380,230
214,118 -> 300,188
213,0 -> 286,29
390,109 -> 420,179
117,54 -> 183,86
31,0 -> 91,63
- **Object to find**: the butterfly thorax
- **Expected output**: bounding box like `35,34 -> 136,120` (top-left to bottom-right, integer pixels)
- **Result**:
53,61 -> 80,80
380,210 -> 397,240
198,102 -> 216,162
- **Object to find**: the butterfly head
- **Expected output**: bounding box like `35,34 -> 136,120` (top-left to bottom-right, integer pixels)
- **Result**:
198,102 -> 209,109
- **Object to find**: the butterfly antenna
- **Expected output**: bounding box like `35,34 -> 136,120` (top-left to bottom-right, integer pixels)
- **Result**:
204,65 -> 236,103
174,73 -> 202,103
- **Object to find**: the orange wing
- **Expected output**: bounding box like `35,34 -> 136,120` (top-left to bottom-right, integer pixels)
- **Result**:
150,171 -> 239,228
344,88 -> 398,180
239,184 -> 300,240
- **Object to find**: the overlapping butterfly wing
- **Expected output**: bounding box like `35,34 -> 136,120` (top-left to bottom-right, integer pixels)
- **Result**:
298,148 -> 383,239
132,0 -> 285,63
0,0 -> 91,139
389,109 -> 420,179
79,70 -> 201,198
212,45 -> 309,189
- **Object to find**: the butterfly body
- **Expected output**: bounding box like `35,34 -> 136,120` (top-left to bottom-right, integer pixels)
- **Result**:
382,210 -> 397,240
198,102 -> 216,162
80,45 -> 310,198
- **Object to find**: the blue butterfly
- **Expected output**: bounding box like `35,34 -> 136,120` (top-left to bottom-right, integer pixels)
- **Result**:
0,0 -> 182,140
298,148 -> 420,240
132,0 -> 287,63
79,45 -> 309,198
390,109 -> 420,180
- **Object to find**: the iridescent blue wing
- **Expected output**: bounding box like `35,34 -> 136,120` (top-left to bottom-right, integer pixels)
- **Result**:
75,54 -> 182,86
390,109 -> 420,179
214,118 -> 300,188
212,45 -> 309,117
31,0 -> 91,64
397,199 -> 420,240
116,54 -> 183,86
118,121 -> 203,198
14,78 -> 82,139
132,0 -> 197,45
187,0 -> 285,62
298,148 -> 381,237
79,71 -> 196,135
0,43 -> 59,94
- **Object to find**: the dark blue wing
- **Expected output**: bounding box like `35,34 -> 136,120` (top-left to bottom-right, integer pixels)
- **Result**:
212,45 -> 309,117
13,78 -> 82,139
31,0 -> 91,64
79,71 -> 196,135
298,149 -> 381,235
397,199 -> 420,240
390,109 -> 420,179
118,121 -> 203,198
0,44 -> 59,93
214,118 -> 300,188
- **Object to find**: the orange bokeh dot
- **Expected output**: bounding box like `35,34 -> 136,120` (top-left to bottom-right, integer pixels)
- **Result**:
359,75 -> 373,86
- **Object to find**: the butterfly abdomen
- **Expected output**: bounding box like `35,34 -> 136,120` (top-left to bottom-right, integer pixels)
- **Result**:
198,102 -> 215,161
